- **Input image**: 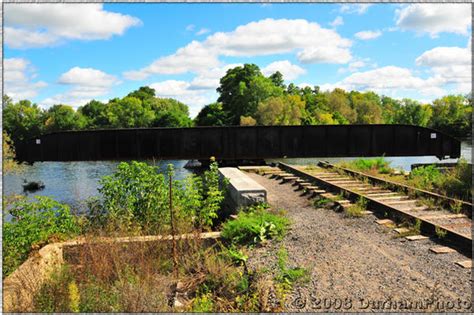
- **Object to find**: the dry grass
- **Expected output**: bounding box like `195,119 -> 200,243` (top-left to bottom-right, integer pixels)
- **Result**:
32,231 -> 277,312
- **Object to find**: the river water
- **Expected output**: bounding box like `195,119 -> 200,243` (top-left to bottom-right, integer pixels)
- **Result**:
3,141 -> 471,209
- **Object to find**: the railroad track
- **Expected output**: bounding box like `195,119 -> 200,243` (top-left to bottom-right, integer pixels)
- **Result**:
251,163 -> 472,259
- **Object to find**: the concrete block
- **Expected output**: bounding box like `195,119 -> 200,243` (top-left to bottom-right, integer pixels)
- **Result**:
219,167 -> 267,210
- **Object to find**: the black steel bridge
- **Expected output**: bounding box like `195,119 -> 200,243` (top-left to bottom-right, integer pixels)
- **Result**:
15,124 -> 461,163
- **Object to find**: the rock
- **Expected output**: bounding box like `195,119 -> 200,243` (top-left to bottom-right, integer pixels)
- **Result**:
22,181 -> 45,192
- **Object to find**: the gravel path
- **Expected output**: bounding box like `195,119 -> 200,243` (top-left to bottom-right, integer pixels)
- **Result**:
246,172 -> 472,313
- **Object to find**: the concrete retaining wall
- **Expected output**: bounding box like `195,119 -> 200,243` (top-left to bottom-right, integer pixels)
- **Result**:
219,167 -> 267,211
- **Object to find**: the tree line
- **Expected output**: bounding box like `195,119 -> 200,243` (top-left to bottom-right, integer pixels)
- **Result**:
195,64 -> 472,139
3,63 -> 472,147
3,86 -> 192,145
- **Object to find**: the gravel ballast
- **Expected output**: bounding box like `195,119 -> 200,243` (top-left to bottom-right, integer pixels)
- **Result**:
245,172 -> 472,313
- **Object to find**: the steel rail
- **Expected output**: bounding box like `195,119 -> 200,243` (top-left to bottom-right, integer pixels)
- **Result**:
318,161 -> 472,218
278,162 -> 472,257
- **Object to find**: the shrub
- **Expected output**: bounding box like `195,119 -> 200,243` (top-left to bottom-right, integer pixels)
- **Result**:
93,161 -> 225,234
348,157 -> 392,174
409,165 -> 442,189
437,159 -> 472,201
221,206 -> 289,246
3,196 -> 80,277
405,160 -> 471,202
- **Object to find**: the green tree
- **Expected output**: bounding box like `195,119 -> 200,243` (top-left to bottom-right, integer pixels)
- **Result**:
256,95 -> 305,125
149,98 -> 192,127
3,98 -> 45,143
394,99 -> 432,127
380,96 -> 401,124
350,91 -> 383,124
126,86 -> 156,101
78,100 -> 109,128
106,97 -> 155,128
195,102 -> 228,126
269,71 -> 285,89
327,88 -> 357,123
429,95 -> 472,138
217,64 -> 283,125
44,105 -> 86,132
240,116 -> 257,126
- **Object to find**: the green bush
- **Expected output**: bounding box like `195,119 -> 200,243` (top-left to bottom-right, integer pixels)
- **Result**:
409,160 -> 471,201
437,159 -> 472,201
94,161 -> 224,234
221,206 -> 289,246
349,157 -> 392,174
409,165 -> 442,189
3,196 -> 80,277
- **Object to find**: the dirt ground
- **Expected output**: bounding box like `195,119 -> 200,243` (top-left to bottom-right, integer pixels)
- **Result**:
246,172 -> 473,313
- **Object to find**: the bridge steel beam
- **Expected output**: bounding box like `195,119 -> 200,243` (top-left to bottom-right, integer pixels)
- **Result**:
15,125 -> 461,163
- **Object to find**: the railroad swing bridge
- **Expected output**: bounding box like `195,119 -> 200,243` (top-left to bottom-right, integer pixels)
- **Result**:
16,124 -> 461,163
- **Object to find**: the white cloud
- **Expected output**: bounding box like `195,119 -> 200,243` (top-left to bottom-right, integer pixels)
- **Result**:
415,46 -> 470,67
329,16 -> 344,27
337,59 -> 373,74
186,24 -> 195,32
204,18 -> 351,61
396,4 -> 471,37
4,58 -> 47,101
5,4 -> 141,49
59,67 -> 120,87
262,60 -> 306,81
189,63 -> 242,90
150,80 -> 216,117
354,30 -> 382,40
340,4 -> 372,15
196,28 -> 210,36
327,66 -> 446,97
297,46 -> 351,64
415,45 -> 471,93
124,18 -> 352,80
123,41 -> 220,79
39,67 -> 119,108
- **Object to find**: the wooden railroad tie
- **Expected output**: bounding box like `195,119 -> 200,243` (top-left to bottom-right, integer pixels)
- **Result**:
430,246 -> 456,254
405,235 -> 429,241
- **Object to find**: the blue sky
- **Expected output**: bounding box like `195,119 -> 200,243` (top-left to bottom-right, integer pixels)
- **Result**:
4,3 -> 472,117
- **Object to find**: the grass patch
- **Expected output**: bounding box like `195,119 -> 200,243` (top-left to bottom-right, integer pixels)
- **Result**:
344,197 -> 367,218
274,247 -> 308,308
221,205 -> 290,246
33,241 -> 273,312
395,219 -> 421,238
275,248 -> 308,286
435,226 -> 447,239
313,197 -> 331,208
340,157 -> 392,174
